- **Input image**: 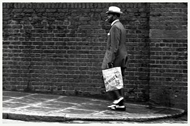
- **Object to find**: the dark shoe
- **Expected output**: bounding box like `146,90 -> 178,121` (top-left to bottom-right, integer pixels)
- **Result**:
109,105 -> 126,111
115,105 -> 126,111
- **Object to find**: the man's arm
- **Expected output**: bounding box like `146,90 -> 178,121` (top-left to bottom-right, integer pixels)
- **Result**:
110,25 -> 120,63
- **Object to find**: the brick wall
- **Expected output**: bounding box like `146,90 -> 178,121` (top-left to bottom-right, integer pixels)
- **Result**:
3,3 -> 187,109
149,3 -> 187,110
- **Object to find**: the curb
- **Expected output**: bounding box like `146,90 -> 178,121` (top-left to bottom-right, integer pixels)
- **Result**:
3,107 -> 185,122
65,108 -> 185,122
3,113 -> 67,122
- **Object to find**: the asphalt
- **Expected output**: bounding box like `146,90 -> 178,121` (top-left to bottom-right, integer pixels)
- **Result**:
2,91 -> 185,122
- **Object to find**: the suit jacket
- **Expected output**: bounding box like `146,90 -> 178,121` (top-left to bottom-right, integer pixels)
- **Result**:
102,20 -> 128,70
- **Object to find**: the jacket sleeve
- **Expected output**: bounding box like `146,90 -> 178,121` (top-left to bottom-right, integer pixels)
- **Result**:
110,25 -> 120,62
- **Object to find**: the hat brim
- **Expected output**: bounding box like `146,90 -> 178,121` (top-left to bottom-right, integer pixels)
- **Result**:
106,11 -> 123,14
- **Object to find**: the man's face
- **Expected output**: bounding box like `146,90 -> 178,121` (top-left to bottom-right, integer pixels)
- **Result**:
107,13 -> 115,24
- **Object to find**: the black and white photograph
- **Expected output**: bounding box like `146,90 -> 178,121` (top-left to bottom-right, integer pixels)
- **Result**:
1,0 -> 188,124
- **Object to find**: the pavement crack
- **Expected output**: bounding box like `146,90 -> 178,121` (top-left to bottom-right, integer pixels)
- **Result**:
3,94 -> 37,103
8,96 -> 67,110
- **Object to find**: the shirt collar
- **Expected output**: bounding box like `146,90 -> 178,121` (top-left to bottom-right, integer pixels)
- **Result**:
111,19 -> 119,26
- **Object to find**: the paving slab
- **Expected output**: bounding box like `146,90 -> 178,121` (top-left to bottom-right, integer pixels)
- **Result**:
3,91 -> 185,122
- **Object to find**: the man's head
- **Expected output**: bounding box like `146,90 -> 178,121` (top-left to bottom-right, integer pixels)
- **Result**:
107,13 -> 120,23
106,6 -> 122,23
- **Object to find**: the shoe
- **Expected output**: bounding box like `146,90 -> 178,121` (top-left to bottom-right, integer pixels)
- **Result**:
110,106 -> 116,110
115,105 -> 126,111
113,97 -> 124,104
109,105 -> 126,111
107,104 -> 116,108
115,105 -> 125,109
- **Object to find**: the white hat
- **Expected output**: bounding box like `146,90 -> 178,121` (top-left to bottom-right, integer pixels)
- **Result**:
106,6 -> 123,14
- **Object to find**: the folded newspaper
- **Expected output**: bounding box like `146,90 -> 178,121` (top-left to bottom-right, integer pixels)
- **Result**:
102,67 -> 123,92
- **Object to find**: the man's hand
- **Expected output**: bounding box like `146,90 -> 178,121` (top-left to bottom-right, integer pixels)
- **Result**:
108,62 -> 114,68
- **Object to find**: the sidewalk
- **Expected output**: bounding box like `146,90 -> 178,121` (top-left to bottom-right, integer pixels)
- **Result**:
2,91 -> 185,122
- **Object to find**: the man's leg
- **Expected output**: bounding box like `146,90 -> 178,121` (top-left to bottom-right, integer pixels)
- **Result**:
113,90 -> 121,99
112,67 -> 125,109
112,67 -> 126,105
119,67 -> 126,97
108,91 -> 117,100
112,90 -> 124,104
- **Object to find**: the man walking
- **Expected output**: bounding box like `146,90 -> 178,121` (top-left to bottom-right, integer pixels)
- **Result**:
102,6 -> 128,110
